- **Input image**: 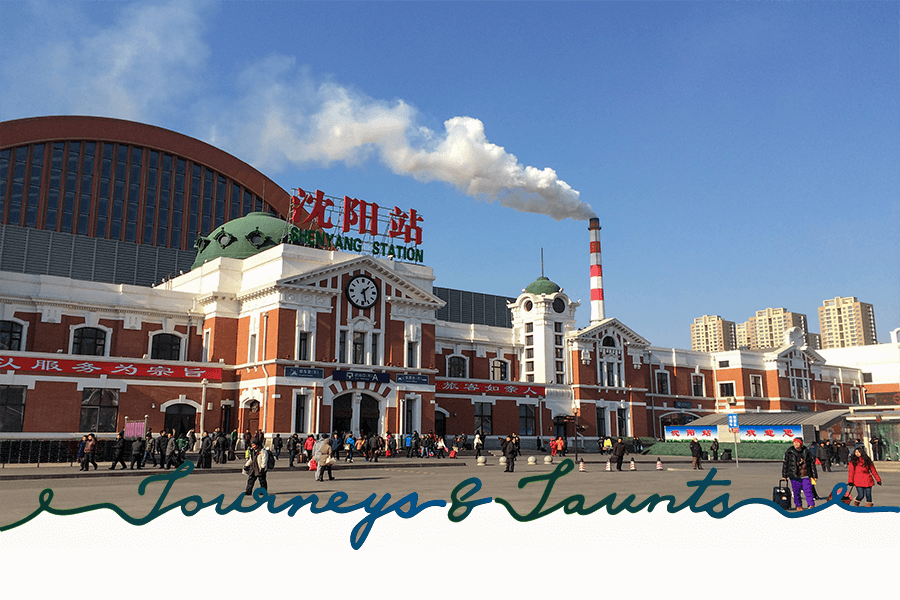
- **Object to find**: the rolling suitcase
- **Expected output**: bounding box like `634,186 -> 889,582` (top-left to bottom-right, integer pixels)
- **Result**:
773,478 -> 791,510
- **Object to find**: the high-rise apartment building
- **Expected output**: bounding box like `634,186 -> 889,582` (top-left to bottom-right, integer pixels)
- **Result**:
736,322 -> 750,349
690,315 -> 736,352
744,307 -> 809,350
818,297 -> 877,349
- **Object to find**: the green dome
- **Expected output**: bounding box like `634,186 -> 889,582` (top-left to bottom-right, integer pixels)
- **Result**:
191,212 -> 294,269
524,276 -> 561,295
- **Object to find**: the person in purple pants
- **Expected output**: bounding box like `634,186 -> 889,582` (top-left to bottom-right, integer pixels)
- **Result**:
782,437 -> 818,511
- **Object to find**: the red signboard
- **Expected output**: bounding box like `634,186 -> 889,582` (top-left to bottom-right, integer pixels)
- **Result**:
0,355 -> 222,381
291,188 -> 423,244
436,380 -> 545,396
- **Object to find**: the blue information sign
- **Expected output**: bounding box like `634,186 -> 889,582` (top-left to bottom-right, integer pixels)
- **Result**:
333,370 -> 391,383
285,367 -> 324,379
727,413 -> 739,429
396,374 -> 429,385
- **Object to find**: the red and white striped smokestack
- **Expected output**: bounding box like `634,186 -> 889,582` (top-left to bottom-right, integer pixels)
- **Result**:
589,217 -> 605,323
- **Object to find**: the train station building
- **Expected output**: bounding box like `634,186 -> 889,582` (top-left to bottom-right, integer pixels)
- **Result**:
1,116 -> 897,456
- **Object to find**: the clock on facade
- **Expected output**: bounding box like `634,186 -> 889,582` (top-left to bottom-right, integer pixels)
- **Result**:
345,274 -> 380,309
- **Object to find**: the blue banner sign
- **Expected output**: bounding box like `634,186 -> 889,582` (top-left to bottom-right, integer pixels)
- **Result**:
333,370 -> 391,383
396,374 -> 429,385
285,367 -> 324,379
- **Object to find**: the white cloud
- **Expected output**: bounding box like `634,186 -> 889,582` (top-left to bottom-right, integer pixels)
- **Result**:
213,58 -> 594,221
2,1 -> 592,221
1,0 -> 208,121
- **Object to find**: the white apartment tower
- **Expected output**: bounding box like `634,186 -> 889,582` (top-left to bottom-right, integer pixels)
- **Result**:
690,315 -> 736,352
818,296 -> 877,349
745,307 -> 809,349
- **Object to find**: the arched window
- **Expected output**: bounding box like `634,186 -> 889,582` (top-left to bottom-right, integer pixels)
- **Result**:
151,333 -> 182,360
448,356 -> 467,378
72,327 -> 107,356
0,321 -> 23,351
602,336 -> 617,347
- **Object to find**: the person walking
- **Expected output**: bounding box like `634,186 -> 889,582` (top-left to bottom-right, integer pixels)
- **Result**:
287,433 -> 300,467
820,440 -> 833,472
244,440 -> 270,495
366,432 -> 381,462
782,437 -> 817,511
272,433 -> 283,461
690,438 -> 703,470
436,436 -> 446,458
142,432 -> 158,468
847,447 -> 882,507
711,438 -> 719,461
110,432 -> 128,470
315,438 -> 335,482
474,432 -> 484,459
129,435 -> 145,470
83,433 -> 98,471
198,431 -> 213,469
612,437 -> 628,471
344,432 -> 355,463
157,431 -> 168,468
303,434 -> 316,465
165,432 -> 179,469
502,435 -> 517,472
77,435 -> 88,471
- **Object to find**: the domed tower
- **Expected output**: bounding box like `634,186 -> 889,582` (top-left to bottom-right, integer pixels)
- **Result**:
509,276 -> 579,384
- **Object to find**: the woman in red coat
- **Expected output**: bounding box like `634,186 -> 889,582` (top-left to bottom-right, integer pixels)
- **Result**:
847,447 -> 882,507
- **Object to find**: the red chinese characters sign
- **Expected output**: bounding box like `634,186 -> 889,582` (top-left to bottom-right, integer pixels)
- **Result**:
291,188 -> 423,245
436,381 -> 545,397
0,355 -> 222,381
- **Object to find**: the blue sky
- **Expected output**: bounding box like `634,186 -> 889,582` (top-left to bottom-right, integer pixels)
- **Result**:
2,1 -> 897,347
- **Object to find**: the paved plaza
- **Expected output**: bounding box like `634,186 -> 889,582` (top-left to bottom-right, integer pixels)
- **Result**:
2,453 -> 898,527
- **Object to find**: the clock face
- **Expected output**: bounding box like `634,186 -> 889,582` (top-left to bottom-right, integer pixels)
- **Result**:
345,275 -> 380,309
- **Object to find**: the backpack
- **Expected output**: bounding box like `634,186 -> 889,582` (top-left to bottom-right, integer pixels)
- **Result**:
265,449 -> 276,470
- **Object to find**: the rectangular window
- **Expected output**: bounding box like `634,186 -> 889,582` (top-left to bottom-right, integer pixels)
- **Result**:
297,332 -> 309,361
526,361 -> 534,373
851,389 -> 860,404
1,321 -> 23,351
293,393 -> 306,433
718,360 -> 730,368
338,331 -> 347,363
691,374 -> 704,397
491,360 -> 508,381
526,348 -> 534,359
556,361 -> 564,372
519,404 -> 535,436
352,332 -> 366,364
474,402 -> 492,435
831,386 -> 841,403
656,371 -> 670,395
719,382 -> 735,397
525,323 -> 533,333
525,335 -> 533,346
202,329 -> 211,362
555,348 -> 563,359
606,362 -> 616,387
0,386 -> 26,432
248,333 -> 257,363
371,333 -> 380,365
750,374 -> 763,398
406,341 -> 418,368
596,405 -> 607,437
79,388 -> 119,433
555,335 -> 563,346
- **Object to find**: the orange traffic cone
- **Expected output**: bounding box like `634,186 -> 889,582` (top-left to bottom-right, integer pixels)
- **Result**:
629,457 -> 636,471
656,458 -> 663,470
606,459 -> 611,471
579,459 -> 586,472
